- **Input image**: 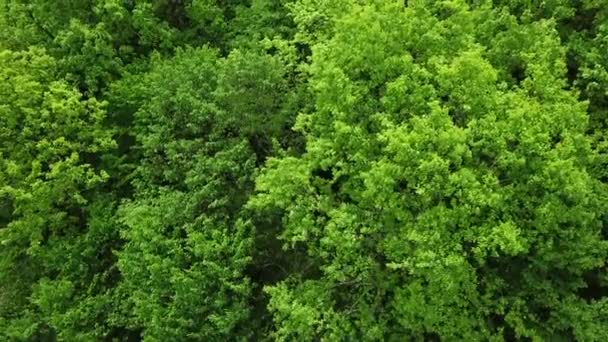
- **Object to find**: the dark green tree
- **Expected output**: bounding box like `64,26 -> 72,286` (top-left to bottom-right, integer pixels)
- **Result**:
110,45 -> 295,339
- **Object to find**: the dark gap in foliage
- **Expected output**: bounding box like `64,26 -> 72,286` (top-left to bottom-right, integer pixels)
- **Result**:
565,52 -> 579,88
509,64 -> 526,85
423,332 -> 441,341
31,323 -> 57,342
332,280 -> 357,311
369,84 -> 383,103
484,255 -> 527,286
578,270 -> 608,302
246,283 -> 273,340
248,133 -> 273,166
122,0 -> 136,12
246,210 -> 322,282
602,217 -> 608,241
506,139 -> 519,152
535,304 -> 553,323
40,225 -> 52,248
461,240 -> 477,264
502,323 -> 520,342
312,167 -> 333,181
39,160 -> 51,174
101,129 -> 141,199
330,175 -> 349,200
115,131 -> 137,157
66,205 -> 88,233
96,251 -> 122,288
435,4 -> 457,21
561,6 -> 599,33
266,45 -> 279,56
437,90 -> 458,127
449,107 -> 467,128
80,151 -> 103,172
98,170 -> 136,205
294,41 -> 312,60
0,194 -> 14,227
280,123 -> 307,155
587,96 -> 608,133
246,210 -> 323,338
104,326 -> 142,342
223,123 -> 241,139
394,180 -> 409,194
487,312 -> 505,333
154,0 -> 191,30
441,196 -> 456,210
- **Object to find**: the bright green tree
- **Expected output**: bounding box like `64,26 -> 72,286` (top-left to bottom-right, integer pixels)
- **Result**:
251,1 -> 608,340
0,47 -> 121,340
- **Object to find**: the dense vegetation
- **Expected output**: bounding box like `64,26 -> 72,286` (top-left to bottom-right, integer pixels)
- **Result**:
1,0 -> 607,340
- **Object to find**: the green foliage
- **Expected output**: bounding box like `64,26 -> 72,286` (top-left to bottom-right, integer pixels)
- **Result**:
252,1 -> 608,340
0,47 -> 119,339
110,46 -> 295,339
1,0 -> 607,340
0,0 -> 253,92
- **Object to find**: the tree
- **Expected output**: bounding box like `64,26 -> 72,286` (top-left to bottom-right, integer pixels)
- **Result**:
0,0 -> 251,93
251,1 -> 608,340
111,46 -> 295,340
0,47 -> 120,340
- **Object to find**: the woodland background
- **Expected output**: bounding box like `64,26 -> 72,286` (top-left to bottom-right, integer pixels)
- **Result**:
1,0 -> 608,340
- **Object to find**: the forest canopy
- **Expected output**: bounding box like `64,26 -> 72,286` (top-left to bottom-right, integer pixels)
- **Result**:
1,0 -> 607,341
